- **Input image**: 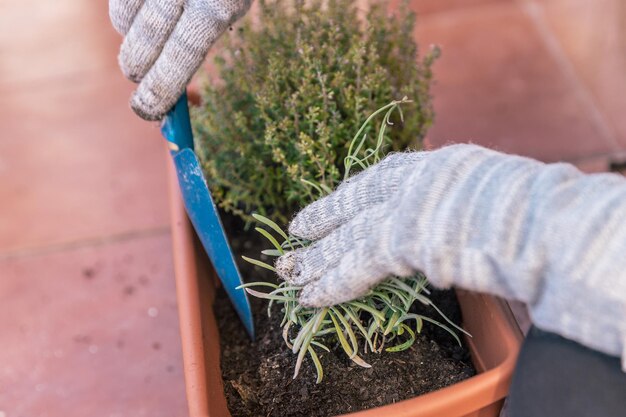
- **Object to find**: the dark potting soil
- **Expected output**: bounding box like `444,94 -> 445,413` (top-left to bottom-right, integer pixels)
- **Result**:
215,212 -> 476,417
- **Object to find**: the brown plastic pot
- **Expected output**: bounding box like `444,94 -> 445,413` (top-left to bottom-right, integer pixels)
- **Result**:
167,155 -> 523,417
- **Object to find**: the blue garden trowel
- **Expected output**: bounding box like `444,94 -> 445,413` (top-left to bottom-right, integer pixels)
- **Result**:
162,93 -> 254,339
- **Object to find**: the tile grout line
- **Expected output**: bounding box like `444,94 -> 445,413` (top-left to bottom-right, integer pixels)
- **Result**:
518,0 -> 622,153
0,226 -> 171,261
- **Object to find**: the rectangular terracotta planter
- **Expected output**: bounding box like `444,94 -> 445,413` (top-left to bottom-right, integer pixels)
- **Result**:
167,155 -> 523,417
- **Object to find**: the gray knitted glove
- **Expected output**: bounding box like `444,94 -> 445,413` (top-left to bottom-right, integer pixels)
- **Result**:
109,0 -> 252,120
277,143 -> 626,368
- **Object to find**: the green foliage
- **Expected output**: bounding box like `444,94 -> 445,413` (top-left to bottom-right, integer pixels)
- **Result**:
192,0 -> 439,223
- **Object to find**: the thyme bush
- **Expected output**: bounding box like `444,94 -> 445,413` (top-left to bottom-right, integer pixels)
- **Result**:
192,0 -> 439,223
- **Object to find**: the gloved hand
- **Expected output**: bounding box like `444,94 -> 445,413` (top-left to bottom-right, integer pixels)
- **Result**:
109,0 -> 252,120
277,143 -> 626,368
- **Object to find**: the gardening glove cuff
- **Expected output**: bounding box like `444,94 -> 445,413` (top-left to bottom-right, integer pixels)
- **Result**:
110,0 -> 252,120
278,143 -> 626,369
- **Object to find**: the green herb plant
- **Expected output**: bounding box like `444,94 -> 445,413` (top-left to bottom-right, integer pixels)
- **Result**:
193,0 -> 439,224
239,101 -> 469,383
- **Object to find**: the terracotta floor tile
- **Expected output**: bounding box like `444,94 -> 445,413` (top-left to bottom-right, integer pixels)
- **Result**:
532,0 -> 626,150
0,72 -> 169,254
414,2 -> 617,162
0,1 -> 120,91
0,234 -> 187,417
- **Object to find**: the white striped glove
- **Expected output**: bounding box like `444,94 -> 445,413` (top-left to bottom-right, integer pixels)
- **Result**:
277,144 -> 626,368
109,0 -> 252,120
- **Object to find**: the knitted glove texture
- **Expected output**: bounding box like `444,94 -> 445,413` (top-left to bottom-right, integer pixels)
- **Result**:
109,0 -> 252,120
277,144 -> 626,368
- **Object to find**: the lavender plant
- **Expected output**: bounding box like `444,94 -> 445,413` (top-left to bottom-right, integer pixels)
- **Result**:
240,101 -> 469,383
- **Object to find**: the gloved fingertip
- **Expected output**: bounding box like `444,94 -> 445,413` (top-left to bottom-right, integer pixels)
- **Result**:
287,221 -> 306,241
288,209 -> 323,241
277,251 -> 321,287
275,252 -> 297,282
130,92 -> 166,121
119,59 -> 143,84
